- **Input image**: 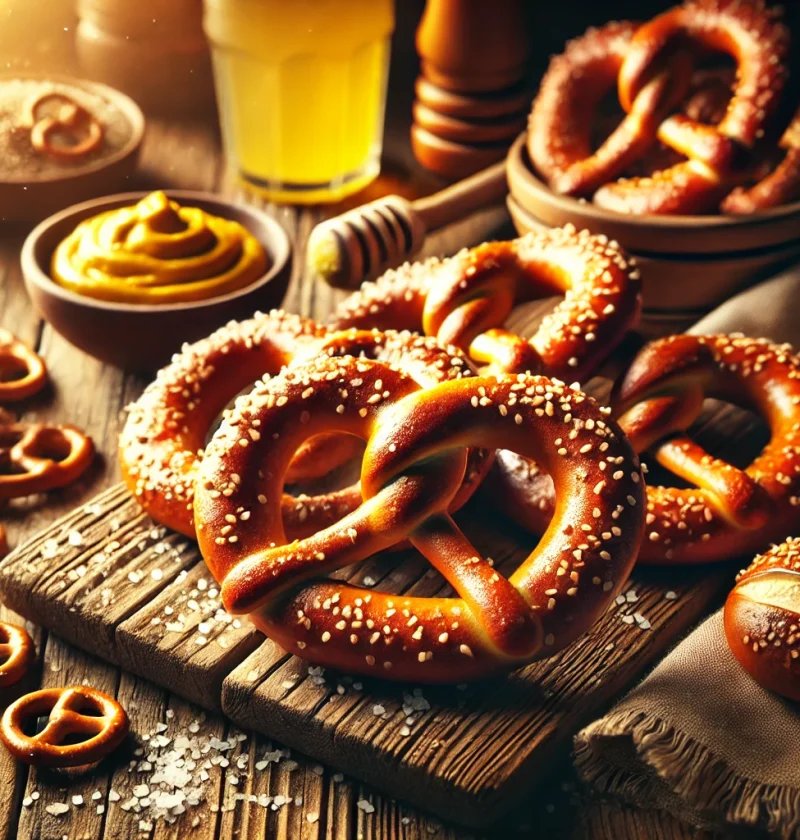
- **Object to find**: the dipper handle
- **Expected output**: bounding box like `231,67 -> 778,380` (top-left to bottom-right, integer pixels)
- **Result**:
308,161 -> 507,289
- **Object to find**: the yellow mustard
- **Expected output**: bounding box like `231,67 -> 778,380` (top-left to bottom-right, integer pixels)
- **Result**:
51,191 -> 268,304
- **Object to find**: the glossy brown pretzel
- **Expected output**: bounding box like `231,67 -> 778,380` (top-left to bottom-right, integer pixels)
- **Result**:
722,108 -> 800,214
332,226 -> 642,384
0,621 -> 34,688
0,686 -> 128,767
0,422 -> 94,501
490,335 -> 800,564
194,355 -> 645,683
528,20 -> 692,197
121,311 -> 491,541
0,329 -> 47,403
595,0 -> 791,214
724,536 -> 800,701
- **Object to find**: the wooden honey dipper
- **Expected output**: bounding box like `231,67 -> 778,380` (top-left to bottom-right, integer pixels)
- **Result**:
307,160 -> 507,289
411,0 -> 529,179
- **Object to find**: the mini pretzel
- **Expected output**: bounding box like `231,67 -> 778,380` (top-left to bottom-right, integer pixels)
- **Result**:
724,536 -> 800,701
0,621 -> 34,688
0,329 -> 47,403
528,21 -> 694,197
0,686 -> 129,767
121,311 -> 491,541
0,423 -> 94,501
194,355 -> 644,683
27,92 -> 104,163
491,335 -> 800,564
721,108 -> 800,214
594,0 -> 791,215
332,226 -> 642,383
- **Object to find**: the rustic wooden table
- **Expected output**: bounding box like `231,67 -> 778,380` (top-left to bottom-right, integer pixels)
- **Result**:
0,116 -> 724,840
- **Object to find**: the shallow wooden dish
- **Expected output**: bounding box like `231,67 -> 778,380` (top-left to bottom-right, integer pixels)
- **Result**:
506,133 -> 800,317
21,191 -> 293,372
0,74 -> 145,225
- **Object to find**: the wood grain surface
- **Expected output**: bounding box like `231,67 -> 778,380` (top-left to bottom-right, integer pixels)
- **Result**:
0,111 -> 734,840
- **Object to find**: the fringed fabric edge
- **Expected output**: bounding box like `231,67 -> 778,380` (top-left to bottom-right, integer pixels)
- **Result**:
574,709 -> 800,838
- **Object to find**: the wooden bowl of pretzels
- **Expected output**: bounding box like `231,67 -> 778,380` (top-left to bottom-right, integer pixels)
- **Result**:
509,1 -> 800,335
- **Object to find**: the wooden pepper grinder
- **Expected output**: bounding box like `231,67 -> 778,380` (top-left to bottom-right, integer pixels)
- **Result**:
412,0 -> 529,179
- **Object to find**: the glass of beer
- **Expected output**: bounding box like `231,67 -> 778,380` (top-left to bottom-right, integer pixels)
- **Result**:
204,0 -> 394,204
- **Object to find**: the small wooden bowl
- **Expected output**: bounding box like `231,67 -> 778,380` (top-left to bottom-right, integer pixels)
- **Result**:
506,133 -> 800,324
21,191 -> 293,373
0,75 -> 145,225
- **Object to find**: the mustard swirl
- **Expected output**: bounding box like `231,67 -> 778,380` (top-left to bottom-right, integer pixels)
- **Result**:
51,191 -> 269,305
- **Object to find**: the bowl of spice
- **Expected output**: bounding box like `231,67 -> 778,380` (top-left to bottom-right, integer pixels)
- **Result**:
0,74 -> 144,224
21,190 -> 293,371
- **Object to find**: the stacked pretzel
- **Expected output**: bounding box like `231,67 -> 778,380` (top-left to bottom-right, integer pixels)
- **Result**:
529,0 -> 800,215
121,220 -> 800,694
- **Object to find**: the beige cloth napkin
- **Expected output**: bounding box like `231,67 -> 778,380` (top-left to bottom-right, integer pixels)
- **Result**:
574,266 -> 800,839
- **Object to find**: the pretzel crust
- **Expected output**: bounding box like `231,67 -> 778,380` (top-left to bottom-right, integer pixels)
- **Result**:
194,355 -> 644,683
722,109 -> 800,214
332,226 -> 642,383
121,312 -> 491,541
724,537 -> 800,701
490,335 -> 800,564
0,686 -> 129,767
595,0 -> 791,214
528,20 -> 694,198
0,329 -> 47,403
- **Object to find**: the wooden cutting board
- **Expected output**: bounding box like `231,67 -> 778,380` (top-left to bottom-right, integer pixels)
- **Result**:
0,404 -> 755,829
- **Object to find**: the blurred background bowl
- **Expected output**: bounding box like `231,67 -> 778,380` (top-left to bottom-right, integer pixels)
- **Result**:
21,190 -> 292,372
0,74 -> 145,225
506,133 -> 800,336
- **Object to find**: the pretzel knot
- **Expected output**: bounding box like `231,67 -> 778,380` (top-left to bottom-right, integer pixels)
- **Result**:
0,329 -> 47,403
120,311 -> 491,541
596,0 -> 791,214
195,355 -> 645,683
491,334 -> 800,565
0,686 -> 129,767
0,621 -> 35,688
0,423 -> 94,501
27,92 -> 104,163
332,226 -> 642,384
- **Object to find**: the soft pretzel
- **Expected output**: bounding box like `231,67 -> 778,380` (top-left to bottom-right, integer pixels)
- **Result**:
332,226 -> 642,384
0,329 -> 47,403
594,0 -> 791,215
721,108 -> 800,214
528,21 -> 693,197
490,334 -> 800,564
724,536 -> 800,701
194,355 -> 645,683
0,686 -> 128,767
121,311 -> 491,541
0,423 -> 94,501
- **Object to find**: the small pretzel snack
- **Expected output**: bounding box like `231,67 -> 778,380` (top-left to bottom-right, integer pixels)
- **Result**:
0,621 -> 35,688
27,91 -> 104,163
724,536 -> 800,701
0,423 -> 94,501
0,686 -> 128,768
332,226 -> 642,383
194,355 -> 645,683
0,329 -> 47,403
